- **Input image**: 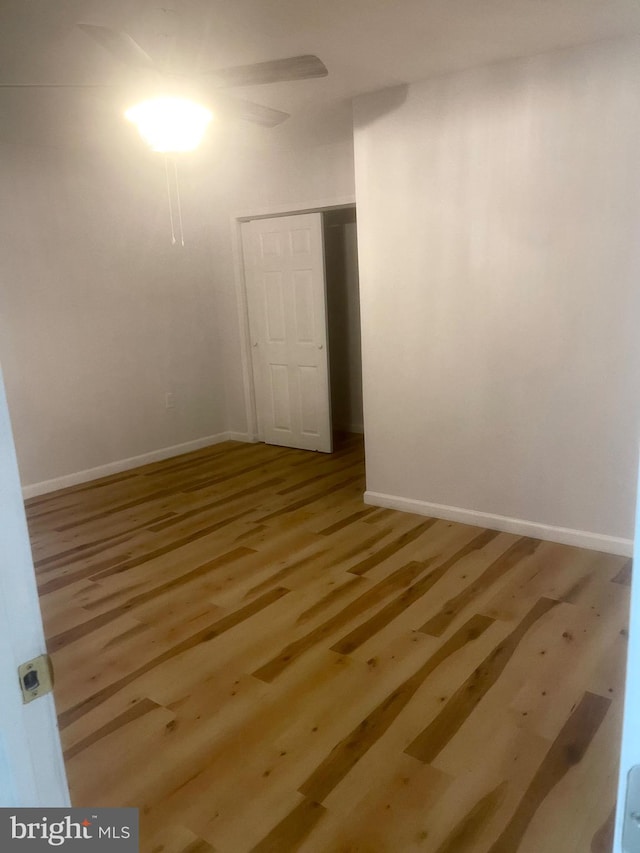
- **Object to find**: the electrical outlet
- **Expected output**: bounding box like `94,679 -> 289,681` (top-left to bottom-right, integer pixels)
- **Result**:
165,392 -> 175,409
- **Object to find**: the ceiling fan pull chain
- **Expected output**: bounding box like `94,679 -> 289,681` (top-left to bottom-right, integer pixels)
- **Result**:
173,158 -> 185,248
164,155 -> 177,246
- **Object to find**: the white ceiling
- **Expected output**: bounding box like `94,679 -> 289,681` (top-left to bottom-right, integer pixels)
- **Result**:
2,0 -> 640,147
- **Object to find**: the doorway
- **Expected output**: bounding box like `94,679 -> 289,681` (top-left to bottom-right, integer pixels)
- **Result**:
240,204 -> 362,453
323,206 -> 363,437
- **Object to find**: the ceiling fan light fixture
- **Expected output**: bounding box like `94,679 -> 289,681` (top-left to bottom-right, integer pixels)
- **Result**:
125,97 -> 213,152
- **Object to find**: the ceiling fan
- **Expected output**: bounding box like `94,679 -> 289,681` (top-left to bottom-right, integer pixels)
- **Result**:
2,24 -> 328,244
0,22 -> 329,130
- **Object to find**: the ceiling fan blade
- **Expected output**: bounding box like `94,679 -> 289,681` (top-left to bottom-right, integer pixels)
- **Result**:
77,23 -> 156,70
211,55 -> 328,88
212,94 -> 289,127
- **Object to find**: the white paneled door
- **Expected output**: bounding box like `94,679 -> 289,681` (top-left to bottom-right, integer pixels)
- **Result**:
242,213 -> 333,452
0,363 -> 69,806
614,452 -> 640,852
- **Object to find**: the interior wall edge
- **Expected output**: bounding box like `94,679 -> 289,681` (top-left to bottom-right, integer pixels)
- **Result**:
364,490 -> 633,557
21,432 -> 255,500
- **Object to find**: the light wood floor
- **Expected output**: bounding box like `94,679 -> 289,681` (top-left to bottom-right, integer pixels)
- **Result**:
26,435 -> 630,853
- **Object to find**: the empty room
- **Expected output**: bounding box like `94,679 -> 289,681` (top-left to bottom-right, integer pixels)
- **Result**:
1,2 -> 640,852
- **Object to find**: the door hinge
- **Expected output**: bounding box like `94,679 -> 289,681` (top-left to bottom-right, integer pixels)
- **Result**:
18,654 -> 54,704
623,765 -> 640,852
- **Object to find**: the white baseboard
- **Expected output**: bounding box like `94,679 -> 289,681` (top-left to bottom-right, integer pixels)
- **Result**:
364,490 -> 633,557
22,431 -> 255,499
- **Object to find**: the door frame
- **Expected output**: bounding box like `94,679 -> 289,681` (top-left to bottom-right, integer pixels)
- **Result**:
230,195 -> 356,442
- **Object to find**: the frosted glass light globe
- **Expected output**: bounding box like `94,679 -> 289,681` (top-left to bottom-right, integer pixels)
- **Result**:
125,97 -> 213,152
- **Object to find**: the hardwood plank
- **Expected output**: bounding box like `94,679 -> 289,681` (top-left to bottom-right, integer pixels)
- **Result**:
487,692 -> 611,853
58,586 -> 289,728
611,558 -> 633,586
144,823 -> 216,853
250,799 -> 326,853
590,806 -> 615,853
433,781 -> 508,853
38,510 -> 256,595
331,530 -> 499,654
256,475 -> 363,522
48,547 -> 254,652
300,614 -> 493,802
406,597 -> 558,764
318,507 -> 378,535
295,576 -> 364,625
253,561 -> 429,683
26,437 -> 627,853
64,698 -> 164,761
419,537 -> 542,636
347,519 -> 438,576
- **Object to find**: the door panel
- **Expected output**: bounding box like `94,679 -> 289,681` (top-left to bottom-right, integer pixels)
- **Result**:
264,276 -> 286,341
270,364 -> 292,431
243,213 -> 332,452
299,365 -> 320,434
293,270 -> 315,342
614,453 -> 640,851
0,364 -> 69,806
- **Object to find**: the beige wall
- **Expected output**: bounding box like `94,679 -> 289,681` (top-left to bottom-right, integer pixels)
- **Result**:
0,142 -> 227,490
0,104 -> 355,491
354,38 -> 640,550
